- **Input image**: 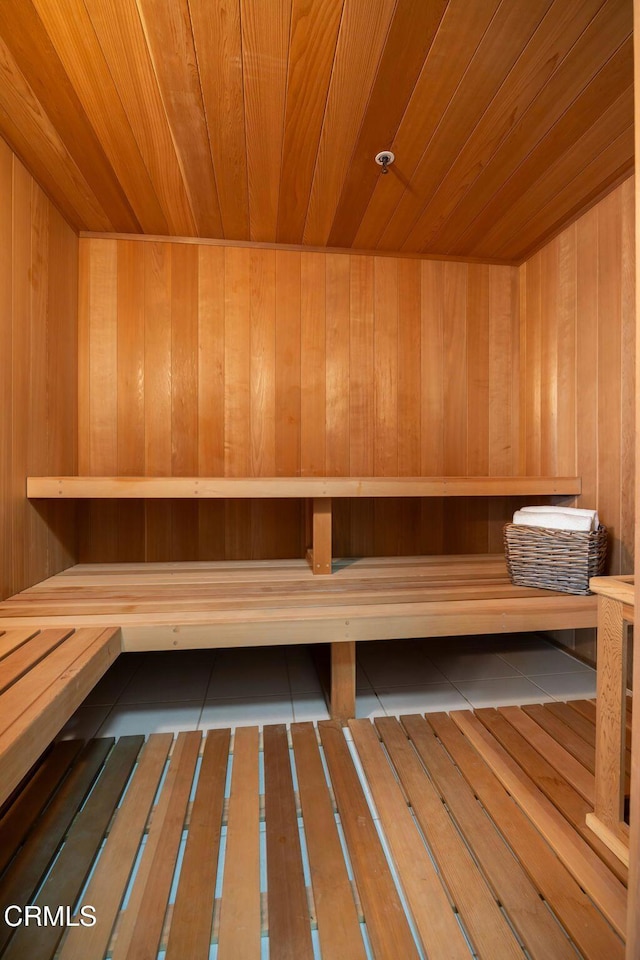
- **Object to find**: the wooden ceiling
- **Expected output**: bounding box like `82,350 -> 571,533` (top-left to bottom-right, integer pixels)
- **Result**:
0,0 -> 633,262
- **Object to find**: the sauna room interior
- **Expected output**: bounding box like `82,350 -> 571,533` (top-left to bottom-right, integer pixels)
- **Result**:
0,0 -> 639,958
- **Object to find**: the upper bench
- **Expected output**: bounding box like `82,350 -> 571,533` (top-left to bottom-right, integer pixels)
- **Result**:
27,475 -> 581,574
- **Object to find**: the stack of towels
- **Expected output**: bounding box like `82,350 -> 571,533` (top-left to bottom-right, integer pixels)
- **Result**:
512,505 -> 599,532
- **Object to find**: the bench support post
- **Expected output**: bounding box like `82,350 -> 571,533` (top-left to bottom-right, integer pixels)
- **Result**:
330,641 -> 356,722
307,498 -> 332,575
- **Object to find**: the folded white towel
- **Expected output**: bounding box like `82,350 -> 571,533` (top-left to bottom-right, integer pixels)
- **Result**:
517,505 -> 599,530
512,510 -> 594,532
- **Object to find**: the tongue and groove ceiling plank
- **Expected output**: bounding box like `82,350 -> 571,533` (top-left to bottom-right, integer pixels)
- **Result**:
0,0 -> 632,260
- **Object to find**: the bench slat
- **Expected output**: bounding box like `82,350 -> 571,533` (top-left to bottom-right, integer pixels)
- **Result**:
0,628 -> 121,805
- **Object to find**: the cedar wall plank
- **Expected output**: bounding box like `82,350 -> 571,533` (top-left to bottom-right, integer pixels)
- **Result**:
0,139 -> 78,601
519,177 -> 635,661
76,179 -> 633,595
78,239 -> 520,561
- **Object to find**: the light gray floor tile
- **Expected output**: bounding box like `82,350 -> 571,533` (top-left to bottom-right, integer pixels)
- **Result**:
286,647 -> 323,694
376,683 -> 469,715
206,648 -> 290,699
199,695 -> 294,730
429,652 -> 521,682
292,693 -> 330,723
453,676 -> 554,709
355,692 -> 387,720
498,646 -> 594,676
98,700 -> 202,737
531,671 -> 598,700
119,661 -> 212,704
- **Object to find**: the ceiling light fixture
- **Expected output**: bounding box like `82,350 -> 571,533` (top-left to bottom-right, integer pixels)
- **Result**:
375,151 -> 395,174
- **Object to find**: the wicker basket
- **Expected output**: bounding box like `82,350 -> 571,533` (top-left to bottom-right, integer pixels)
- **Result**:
503,523 -> 607,595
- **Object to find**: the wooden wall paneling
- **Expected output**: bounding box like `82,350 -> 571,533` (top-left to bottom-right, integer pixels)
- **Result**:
116,241 -> 145,560
348,255 -> 374,556
397,259 -> 422,556
489,265 -> 516,475
467,263 -> 490,479
540,240 -> 559,476
327,0 -> 448,248
397,259 -> 421,476
325,254 -> 350,476
353,0 -> 500,251
443,262 -> 467,475
619,175 -> 635,573
303,0 -> 395,245
32,0 -> 168,235
224,247 -> 252,558
373,258 -> 398,478
189,0 -> 248,241
556,229 -> 577,478
197,246 -> 226,560
598,188 -> 623,574
143,241 -> 173,561
277,0 -> 344,243
272,250 -> 303,559
46,204 -> 78,573
380,0 -> 554,253
325,253 -> 350,555
404,0 -> 602,255
170,243 -> 199,559
522,254 -> 542,474
136,0 -> 221,238
373,258 -> 399,556
240,0 -> 291,242
12,158 -> 31,592
84,0 -> 196,235
27,180 -> 50,587
465,264 -> 490,553
87,240 -> 118,561
576,208 -> 599,512
420,261 -> 444,554
0,142 -> 13,600
250,249 -> 277,557
275,251 -> 301,476
0,0 -> 139,231
432,0 -> 630,256
300,253 -> 327,477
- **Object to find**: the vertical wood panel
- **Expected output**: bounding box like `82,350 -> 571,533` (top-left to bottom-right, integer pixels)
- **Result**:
467,264 -> 490,475
171,244 -> 199,559
443,262 -> 467,475
1,141 -> 78,599
275,250 -> 301,476
300,253 -> 326,476
489,265 -> 516,476
325,254 -> 350,476
76,186 -> 633,568
373,258 -> 398,477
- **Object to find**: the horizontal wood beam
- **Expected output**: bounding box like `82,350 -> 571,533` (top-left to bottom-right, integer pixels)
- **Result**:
27,475 -> 582,499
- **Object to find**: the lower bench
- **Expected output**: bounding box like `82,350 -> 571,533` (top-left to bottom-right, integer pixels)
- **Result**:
0,627 -> 120,807
0,556 -> 598,729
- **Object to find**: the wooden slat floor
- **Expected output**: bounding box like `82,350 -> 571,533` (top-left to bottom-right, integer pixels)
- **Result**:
0,703 -> 628,960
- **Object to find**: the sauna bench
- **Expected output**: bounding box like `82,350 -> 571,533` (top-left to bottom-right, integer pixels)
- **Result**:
27,474 -> 582,575
0,626 -> 120,807
586,574 -> 634,866
0,555 -> 597,723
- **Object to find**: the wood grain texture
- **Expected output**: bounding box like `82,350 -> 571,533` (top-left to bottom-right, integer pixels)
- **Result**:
0,144 -> 79,602
518,177 -> 634,663
0,2 -> 631,257
77,240 -> 521,560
